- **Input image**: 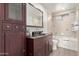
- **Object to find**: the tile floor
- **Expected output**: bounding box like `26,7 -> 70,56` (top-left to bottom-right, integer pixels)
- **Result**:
49,47 -> 78,56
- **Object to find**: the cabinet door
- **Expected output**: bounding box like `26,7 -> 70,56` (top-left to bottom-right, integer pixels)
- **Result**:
3,22 -> 26,56
34,39 -> 43,56
4,3 -> 26,25
4,30 -> 25,55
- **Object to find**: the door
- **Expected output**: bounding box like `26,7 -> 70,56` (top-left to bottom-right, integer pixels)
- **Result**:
4,3 -> 26,56
4,3 -> 26,24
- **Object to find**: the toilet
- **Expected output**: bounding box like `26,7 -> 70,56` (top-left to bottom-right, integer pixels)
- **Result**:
52,39 -> 59,50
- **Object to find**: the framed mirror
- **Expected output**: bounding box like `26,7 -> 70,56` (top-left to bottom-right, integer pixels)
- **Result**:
27,3 -> 43,27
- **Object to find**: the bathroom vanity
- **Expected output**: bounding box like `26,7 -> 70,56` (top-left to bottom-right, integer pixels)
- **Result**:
26,33 -> 53,56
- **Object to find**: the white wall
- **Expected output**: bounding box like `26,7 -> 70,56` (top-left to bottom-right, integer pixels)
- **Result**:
27,3 -> 48,35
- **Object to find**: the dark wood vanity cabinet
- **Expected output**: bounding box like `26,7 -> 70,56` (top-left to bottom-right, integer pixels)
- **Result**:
27,34 -> 53,56
0,3 -> 26,56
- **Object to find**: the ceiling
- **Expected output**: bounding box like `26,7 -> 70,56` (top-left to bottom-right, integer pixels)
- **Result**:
40,3 -> 79,14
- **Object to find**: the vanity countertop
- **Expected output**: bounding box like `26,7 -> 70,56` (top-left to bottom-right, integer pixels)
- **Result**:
26,33 -> 52,39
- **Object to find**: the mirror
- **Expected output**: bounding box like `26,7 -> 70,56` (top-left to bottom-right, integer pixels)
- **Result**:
27,3 -> 43,27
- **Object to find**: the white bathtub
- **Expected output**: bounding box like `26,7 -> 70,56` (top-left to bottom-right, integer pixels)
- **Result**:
53,36 -> 78,51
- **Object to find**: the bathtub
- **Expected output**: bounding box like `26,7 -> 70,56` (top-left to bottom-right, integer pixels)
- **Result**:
53,35 -> 78,51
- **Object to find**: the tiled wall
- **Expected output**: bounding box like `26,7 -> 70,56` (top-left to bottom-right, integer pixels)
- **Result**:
27,27 -> 43,36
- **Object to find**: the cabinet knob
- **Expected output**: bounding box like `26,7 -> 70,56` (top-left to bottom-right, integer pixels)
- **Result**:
7,25 -> 10,28
16,26 -> 18,29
